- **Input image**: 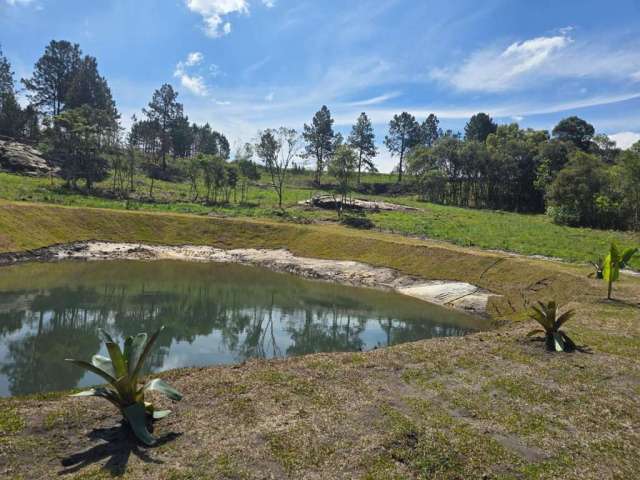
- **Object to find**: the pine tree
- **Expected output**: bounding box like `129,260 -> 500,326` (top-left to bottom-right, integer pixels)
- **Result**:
347,112 -> 377,184
303,105 -> 335,184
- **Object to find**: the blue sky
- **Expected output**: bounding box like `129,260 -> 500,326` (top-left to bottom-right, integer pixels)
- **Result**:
1,0 -> 640,170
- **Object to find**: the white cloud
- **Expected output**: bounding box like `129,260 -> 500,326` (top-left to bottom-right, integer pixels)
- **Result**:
433,30 -> 640,92
184,0 -> 249,38
265,92 -> 274,102
5,0 -> 34,5
346,91 -> 400,107
609,131 -> 640,149
433,33 -> 571,92
185,51 -> 204,66
174,52 -> 209,96
262,0 -> 275,7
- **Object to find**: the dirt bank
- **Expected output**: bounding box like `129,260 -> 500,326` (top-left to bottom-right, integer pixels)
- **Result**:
0,241 -> 495,315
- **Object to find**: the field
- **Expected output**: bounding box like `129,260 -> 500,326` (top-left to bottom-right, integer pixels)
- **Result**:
1,171 -> 639,269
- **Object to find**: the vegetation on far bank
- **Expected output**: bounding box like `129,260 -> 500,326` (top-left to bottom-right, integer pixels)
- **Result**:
1,172 -> 639,270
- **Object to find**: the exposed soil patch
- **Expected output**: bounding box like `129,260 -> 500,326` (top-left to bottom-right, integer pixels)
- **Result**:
0,241 -> 496,315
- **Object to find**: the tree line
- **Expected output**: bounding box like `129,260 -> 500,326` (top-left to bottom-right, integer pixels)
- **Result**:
2,40 -> 640,230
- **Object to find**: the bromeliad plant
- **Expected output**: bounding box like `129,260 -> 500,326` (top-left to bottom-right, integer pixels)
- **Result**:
527,301 -> 576,352
602,243 -> 638,300
66,327 -> 182,446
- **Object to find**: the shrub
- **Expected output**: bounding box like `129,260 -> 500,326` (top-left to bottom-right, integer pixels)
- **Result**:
340,214 -> 375,229
526,301 -> 576,352
66,327 -> 182,445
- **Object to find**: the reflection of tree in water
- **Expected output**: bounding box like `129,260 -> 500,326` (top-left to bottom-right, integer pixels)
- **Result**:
0,287 -> 105,395
376,317 -> 469,348
0,263 -> 479,396
285,305 -> 367,356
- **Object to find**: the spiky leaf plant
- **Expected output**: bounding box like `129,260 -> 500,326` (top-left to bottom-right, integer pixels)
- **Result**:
66,327 -> 182,446
588,258 -> 604,279
527,301 -> 576,352
602,243 -> 638,300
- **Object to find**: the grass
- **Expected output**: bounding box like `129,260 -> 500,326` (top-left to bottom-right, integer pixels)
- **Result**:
0,178 -> 639,478
1,171 -> 639,269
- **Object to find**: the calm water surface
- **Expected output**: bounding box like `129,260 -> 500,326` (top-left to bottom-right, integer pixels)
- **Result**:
0,260 -> 489,396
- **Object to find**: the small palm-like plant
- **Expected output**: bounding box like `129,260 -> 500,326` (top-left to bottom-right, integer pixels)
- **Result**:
602,243 -> 638,300
526,301 -> 576,352
588,257 -> 604,279
66,327 -> 182,446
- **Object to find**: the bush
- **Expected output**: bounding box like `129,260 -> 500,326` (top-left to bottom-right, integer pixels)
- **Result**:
546,205 -> 581,227
340,214 -> 375,229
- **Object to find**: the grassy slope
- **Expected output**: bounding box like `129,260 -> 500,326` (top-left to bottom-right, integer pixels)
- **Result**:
2,172 -> 639,270
0,202 -> 639,479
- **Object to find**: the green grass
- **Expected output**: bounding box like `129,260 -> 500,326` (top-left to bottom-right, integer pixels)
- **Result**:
1,171 -> 639,269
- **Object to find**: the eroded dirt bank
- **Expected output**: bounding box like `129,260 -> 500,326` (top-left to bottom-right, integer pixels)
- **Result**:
0,241 -> 495,315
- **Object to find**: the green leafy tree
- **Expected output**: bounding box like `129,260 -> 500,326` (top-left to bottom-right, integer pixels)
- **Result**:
22,40 -> 82,116
256,127 -> 300,209
303,105 -> 335,184
384,112 -> 421,182
328,144 -> 358,215
347,112 -> 377,184
200,154 -> 225,203
547,151 -> 609,227
225,164 -> 239,202
602,243 -> 638,300
48,106 -> 109,190
464,112 -> 497,143
616,150 -> 640,229
552,116 -> 595,151
236,144 -> 260,203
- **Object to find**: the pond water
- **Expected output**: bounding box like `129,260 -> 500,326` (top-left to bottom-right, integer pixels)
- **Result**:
0,260 -> 489,397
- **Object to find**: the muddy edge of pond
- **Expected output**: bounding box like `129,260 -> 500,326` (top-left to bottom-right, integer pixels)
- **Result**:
0,241 -> 497,316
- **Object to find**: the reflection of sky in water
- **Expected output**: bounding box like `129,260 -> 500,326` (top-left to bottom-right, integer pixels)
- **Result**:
0,260 -> 486,397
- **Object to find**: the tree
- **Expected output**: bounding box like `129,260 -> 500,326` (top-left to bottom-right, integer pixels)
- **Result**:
547,151 -> 609,227
347,112 -> 377,184
616,150 -> 640,230
22,40 -> 82,116
143,84 -> 183,170
200,154 -> 225,203
464,112 -> 497,143
170,115 -> 193,159
328,144 -> 358,215
384,112 -> 421,182
64,55 -> 119,143
236,143 -> 260,203
303,106 -> 335,184
0,44 -> 14,97
48,106 -> 109,190
552,116 -> 595,151
256,127 -> 300,209
420,113 -> 440,147
0,46 -> 24,138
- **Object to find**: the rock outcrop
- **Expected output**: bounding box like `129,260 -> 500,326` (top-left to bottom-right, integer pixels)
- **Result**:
0,139 -> 59,176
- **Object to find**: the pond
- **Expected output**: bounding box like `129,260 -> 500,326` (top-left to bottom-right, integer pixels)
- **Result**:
0,260 -> 490,397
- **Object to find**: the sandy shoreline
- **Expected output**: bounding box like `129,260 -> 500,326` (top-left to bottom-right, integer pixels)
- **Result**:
0,241 -> 496,315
